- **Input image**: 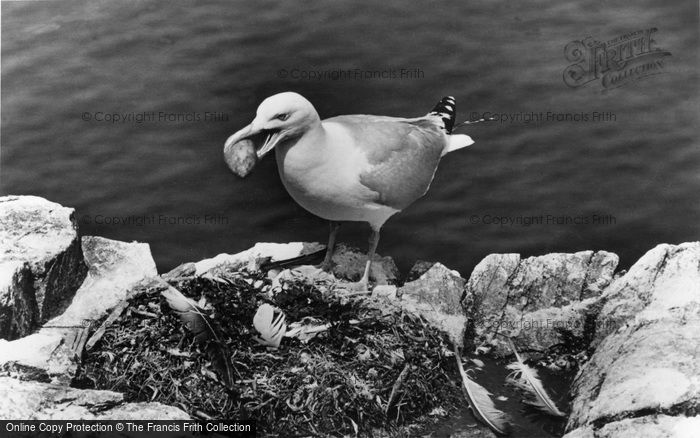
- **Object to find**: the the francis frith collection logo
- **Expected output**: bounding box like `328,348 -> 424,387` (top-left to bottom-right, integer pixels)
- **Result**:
563,28 -> 671,90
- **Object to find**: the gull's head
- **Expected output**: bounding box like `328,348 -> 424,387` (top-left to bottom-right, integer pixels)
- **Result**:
225,92 -> 320,159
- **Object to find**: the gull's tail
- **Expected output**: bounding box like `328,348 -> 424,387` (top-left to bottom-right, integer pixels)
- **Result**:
428,96 -> 474,156
428,96 -> 457,134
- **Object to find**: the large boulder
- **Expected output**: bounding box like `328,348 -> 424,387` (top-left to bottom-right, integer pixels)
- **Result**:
0,261 -> 34,340
593,242 -> 700,345
0,377 -> 189,420
398,263 -> 468,345
0,196 -> 88,339
463,251 -> 618,355
48,236 -> 157,326
565,242 -> 700,436
563,415 -> 700,438
0,236 -> 157,384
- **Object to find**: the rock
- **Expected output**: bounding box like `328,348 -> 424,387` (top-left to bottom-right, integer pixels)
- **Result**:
0,196 -> 88,339
189,242 -> 399,286
406,260 -> 435,282
508,298 -> 598,354
463,251 -> 618,355
330,244 -> 400,285
372,285 -> 398,300
162,262 -> 196,280
0,377 -> 189,420
593,242 -> 700,345
564,414 -> 700,438
566,242 -> 700,435
562,426 -> 595,438
0,261 -> 35,339
448,427 -> 498,438
98,402 -> 191,420
270,265 -> 336,290
397,263 -> 467,345
0,330 -> 67,378
194,242 -> 325,276
568,317 -> 700,430
0,236 -> 158,384
48,236 -> 157,326
596,415 -> 699,438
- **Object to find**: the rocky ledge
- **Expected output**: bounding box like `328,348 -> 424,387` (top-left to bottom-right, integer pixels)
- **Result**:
0,195 -> 697,437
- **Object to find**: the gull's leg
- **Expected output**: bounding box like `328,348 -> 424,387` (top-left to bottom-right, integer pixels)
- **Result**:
356,227 -> 381,291
319,221 -> 341,272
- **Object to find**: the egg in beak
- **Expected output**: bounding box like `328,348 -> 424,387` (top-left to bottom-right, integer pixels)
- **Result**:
224,122 -> 283,160
223,121 -> 286,177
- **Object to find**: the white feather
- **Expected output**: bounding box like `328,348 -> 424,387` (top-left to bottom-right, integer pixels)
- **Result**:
253,303 -> 287,348
506,339 -> 566,417
454,345 -> 510,435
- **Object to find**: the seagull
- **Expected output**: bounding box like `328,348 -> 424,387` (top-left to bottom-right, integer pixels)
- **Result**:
225,92 -> 474,291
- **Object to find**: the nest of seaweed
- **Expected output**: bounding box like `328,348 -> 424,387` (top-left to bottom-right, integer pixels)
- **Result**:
74,270 -> 464,436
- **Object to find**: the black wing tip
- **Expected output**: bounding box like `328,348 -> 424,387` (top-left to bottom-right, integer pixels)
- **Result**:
428,96 -> 457,134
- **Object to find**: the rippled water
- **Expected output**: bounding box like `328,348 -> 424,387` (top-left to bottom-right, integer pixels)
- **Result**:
2,1 -> 698,435
3,0 -> 698,277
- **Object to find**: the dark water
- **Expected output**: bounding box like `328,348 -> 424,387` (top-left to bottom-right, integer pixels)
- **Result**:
432,355 -> 574,438
2,2 -> 698,435
2,0 -> 698,278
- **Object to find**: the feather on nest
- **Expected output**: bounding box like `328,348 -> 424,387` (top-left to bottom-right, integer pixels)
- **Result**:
453,345 -> 511,435
253,303 -> 287,348
161,286 -> 237,390
505,338 -> 566,417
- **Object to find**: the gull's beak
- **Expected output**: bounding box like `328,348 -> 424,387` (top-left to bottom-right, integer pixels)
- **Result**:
224,123 -> 253,150
255,130 -> 283,159
224,121 -> 284,160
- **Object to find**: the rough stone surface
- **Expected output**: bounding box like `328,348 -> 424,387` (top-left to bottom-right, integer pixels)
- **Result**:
463,251 -> 618,355
0,195 -> 88,339
397,263 -> 468,345
371,285 -> 398,300
270,265 -> 336,290
508,298 -> 598,354
49,236 -> 157,326
194,241 -> 325,276
0,261 -> 35,339
0,330 -> 68,380
569,317 -> 700,429
162,262 -> 196,280
593,242 -> 700,345
0,377 -> 189,420
448,427 -> 498,438
566,242 -> 700,435
595,415 -> 699,438
0,236 -> 158,384
405,260 -> 436,282
563,415 -> 700,438
330,244 -> 400,285
561,426 -> 595,438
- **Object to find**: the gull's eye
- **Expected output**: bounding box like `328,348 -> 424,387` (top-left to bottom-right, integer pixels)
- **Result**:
275,113 -> 289,121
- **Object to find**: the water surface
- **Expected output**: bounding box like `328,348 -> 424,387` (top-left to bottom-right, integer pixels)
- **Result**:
2,0 -> 698,279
